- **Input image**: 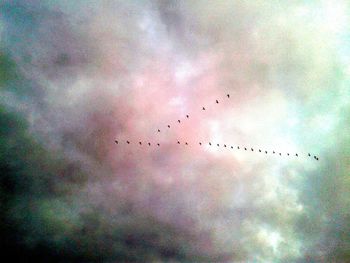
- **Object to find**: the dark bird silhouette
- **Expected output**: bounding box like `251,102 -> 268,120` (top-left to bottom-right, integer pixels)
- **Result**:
168,125 -> 170,128
217,144 -> 220,147
199,142 -> 202,145
316,157 -> 319,161
224,144 -> 227,147
251,148 -> 254,151
296,153 -> 298,157
237,146 -> 240,149
202,107 -> 205,110
231,146 -> 233,149
314,156 -> 317,159
157,143 -> 160,146
158,129 -> 160,132
177,141 -> 180,144
259,149 -> 261,152
185,142 -> 188,145
115,140 -> 118,144
227,94 -> 230,98
273,151 -> 275,154
186,115 -> 189,118
265,151 -> 268,154
244,147 -> 247,150
287,153 -> 290,156
148,142 -> 151,146
178,120 -> 181,123
279,153 -> 281,156
209,142 -> 212,145
308,153 -> 311,156
139,142 -> 142,145
216,100 -> 219,104
127,141 -> 130,144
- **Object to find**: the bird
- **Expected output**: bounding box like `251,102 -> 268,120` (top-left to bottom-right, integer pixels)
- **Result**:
279,153 -> 281,156
251,148 -> 254,151
139,142 -> 142,145
148,143 -> 151,146
185,142 -> 188,145
202,107 -> 205,110
265,151 -> 267,154
237,146 -> 240,149
287,153 -> 290,156
231,146 -> 233,149
209,142 -> 212,145
178,120 -> 181,123
158,129 -> 160,132
216,100 -> 219,104
244,147 -> 247,150
314,155 -> 317,159
177,141 -> 180,144
157,143 -> 160,146
186,115 -> 189,118
168,125 -> 170,128
308,153 -> 311,156
224,144 -> 227,147
199,142 -> 202,145
127,141 -> 130,144
259,149 -> 261,152
295,153 -> 298,157
115,140 -> 118,144
316,157 -> 319,161
227,94 -> 230,98
217,144 -> 220,147
273,151 -> 275,154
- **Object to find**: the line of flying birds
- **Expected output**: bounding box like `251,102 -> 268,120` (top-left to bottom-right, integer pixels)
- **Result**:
115,93 -> 319,161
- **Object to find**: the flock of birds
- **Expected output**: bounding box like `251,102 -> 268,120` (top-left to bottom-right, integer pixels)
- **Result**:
115,93 -> 319,161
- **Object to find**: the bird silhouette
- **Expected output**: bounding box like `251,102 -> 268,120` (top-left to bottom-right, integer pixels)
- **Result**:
185,142 -> 188,145
186,115 -> 189,118
265,151 -> 268,154
227,94 -> 230,98
316,157 -> 319,161
224,144 -> 227,147
287,153 -> 290,156
209,142 -> 212,145
178,120 -> 181,123
168,125 -> 170,128
217,144 -> 220,147
157,143 -> 160,146
199,142 -> 202,145
115,140 -> 118,144
296,153 -> 298,157
279,153 -> 281,156
251,148 -> 254,151
273,151 -> 275,154
308,153 -> 311,156
237,146 -> 240,149
139,142 -> 142,145
177,141 -> 180,144
148,142 -> 151,146
127,141 -> 130,144
244,147 -> 247,150
202,107 -> 205,110
259,149 -> 261,152
216,100 -> 219,104
158,129 -> 160,132
231,146 -> 233,149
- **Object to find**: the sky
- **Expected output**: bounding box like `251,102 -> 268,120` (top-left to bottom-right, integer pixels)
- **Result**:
0,0 -> 349,262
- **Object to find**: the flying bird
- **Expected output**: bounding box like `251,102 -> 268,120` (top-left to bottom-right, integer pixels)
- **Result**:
209,142 -> 212,145
158,129 -> 160,132
177,141 -> 180,144
202,107 -> 206,110
139,142 -> 142,145
178,120 -> 181,123
185,142 -> 188,145
199,142 -> 202,145
186,115 -> 189,118
227,94 -> 230,98
259,149 -> 261,152
168,125 -> 170,128
115,140 -> 118,144
216,100 -> 219,104
127,141 -> 130,144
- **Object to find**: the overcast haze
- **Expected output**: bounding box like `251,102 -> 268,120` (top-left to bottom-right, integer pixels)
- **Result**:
0,0 -> 349,262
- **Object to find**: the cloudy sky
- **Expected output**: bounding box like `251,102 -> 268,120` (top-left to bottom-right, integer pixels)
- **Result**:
1,0 -> 349,262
